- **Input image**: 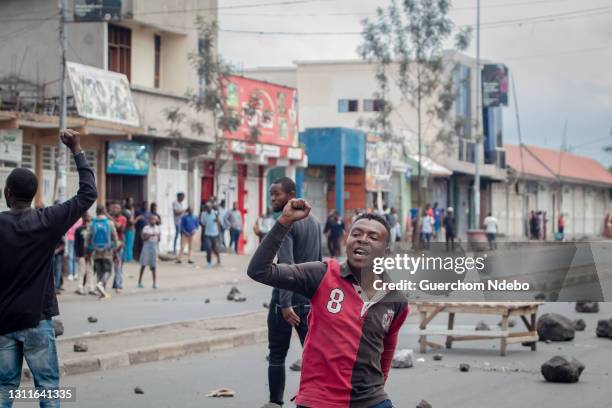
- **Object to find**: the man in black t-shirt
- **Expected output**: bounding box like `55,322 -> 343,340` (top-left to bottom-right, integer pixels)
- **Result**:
0,130 -> 97,406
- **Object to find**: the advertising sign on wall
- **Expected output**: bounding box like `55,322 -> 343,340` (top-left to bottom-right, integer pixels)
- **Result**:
366,141 -> 392,192
0,129 -> 23,164
223,76 -> 298,147
74,0 -> 121,22
67,61 -> 140,127
107,141 -> 151,176
482,64 -> 509,107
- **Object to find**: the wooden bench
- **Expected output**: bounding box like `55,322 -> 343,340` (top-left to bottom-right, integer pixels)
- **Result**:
411,301 -> 543,356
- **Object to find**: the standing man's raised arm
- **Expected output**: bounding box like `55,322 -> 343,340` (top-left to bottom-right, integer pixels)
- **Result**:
247,199 -> 326,299
45,130 -> 98,234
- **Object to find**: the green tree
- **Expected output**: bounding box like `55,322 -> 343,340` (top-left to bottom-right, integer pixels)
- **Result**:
359,0 -> 471,208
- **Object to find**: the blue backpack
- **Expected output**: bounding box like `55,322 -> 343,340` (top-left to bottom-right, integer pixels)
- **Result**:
89,218 -> 113,252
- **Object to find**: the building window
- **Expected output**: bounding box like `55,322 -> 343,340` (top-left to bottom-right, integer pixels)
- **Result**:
157,148 -> 187,171
154,34 -> 161,88
363,99 -> 384,112
338,99 -> 358,112
69,150 -> 97,173
108,24 -> 131,80
42,146 -> 56,171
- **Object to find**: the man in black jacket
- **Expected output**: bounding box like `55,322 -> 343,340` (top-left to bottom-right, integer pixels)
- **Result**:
262,177 -> 322,408
0,129 -> 98,407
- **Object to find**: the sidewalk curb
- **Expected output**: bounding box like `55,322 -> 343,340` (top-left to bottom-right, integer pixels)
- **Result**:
23,312 -> 268,380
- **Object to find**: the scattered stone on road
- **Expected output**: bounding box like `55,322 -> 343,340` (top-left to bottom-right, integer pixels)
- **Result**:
392,349 -> 414,368
497,319 -> 516,328
433,354 -> 443,361
263,302 -> 270,309
206,388 -> 236,398
595,319 -> 612,338
416,400 -> 433,408
537,313 -> 575,341
52,319 -> 64,337
73,341 -> 88,352
227,287 -> 246,302
541,355 -> 585,383
204,298 -> 210,304
289,359 -> 302,372
459,363 -> 470,372
575,301 -> 599,313
87,316 -> 98,323
475,321 -> 490,331
573,319 -> 586,331
534,292 -> 547,301
522,341 -> 536,347
134,387 -> 144,394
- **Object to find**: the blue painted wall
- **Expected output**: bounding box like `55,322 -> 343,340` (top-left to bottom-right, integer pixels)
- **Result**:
299,127 -> 366,216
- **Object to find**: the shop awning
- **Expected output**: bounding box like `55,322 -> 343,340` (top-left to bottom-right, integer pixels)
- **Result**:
407,155 -> 452,178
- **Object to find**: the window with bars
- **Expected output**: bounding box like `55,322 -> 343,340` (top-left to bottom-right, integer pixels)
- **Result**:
0,144 -> 34,169
69,150 -> 97,173
42,146 -> 56,170
108,24 -> 132,81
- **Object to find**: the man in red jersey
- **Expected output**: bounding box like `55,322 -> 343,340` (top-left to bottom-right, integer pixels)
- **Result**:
248,199 -> 409,408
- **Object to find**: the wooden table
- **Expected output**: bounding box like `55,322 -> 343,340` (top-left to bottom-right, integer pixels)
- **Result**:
411,301 -> 543,356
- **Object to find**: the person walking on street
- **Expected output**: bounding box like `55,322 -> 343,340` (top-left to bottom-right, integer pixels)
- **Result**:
53,235 -> 65,295
172,193 -> 187,255
65,216 -> 83,281
226,202 -> 243,254
483,212 -> 498,250
443,207 -> 456,252
247,200 -> 408,408
87,206 -> 118,299
261,177 -> 322,408
256,208 -> 275,243
324,210 -> 345,258
133,201 -> 148,260
110,203 -> 126,293
176,207 -> 198,264
387,207 -> 401,251
218,199 -> 228,247
200,203 -> 221,267
122,197 -> 136,262
0,129 -> 97,407
139,214 -> 161,289
421,208 -> 434,250
76,213 -> 95,295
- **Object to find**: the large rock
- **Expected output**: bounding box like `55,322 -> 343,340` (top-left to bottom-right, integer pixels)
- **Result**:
541,356 -> 585,383
575,302 -> 599,313
595,319 -> 612,338
392,349 -> 414,368
416,400 -> 432,408
537,313 -> 575,342
52,319 -> 64,337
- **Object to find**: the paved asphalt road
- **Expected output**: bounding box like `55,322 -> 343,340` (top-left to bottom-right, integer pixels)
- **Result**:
57,281 -> 273,337
42,302 -> 612,408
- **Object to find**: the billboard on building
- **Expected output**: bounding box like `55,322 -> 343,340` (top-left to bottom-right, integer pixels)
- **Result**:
67,61 -> 140,127
223,76 -> 298,147
366,137 -> 392,192
107,141 -> 151,175
482,64 -> 509,107
0,129 -> 23,164
74,0 -> 121,22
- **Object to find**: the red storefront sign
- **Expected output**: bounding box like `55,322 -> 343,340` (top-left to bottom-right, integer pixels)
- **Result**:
223,75 -> 298,147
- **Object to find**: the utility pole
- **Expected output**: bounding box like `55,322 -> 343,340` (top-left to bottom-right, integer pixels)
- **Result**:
472,0 -> 481,229
55,0 -> 68,202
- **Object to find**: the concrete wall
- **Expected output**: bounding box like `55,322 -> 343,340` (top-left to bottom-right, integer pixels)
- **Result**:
0,0 -> 105,96
494,178 -> 611,239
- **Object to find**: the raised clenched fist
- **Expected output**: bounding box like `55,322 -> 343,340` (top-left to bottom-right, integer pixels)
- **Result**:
59,129 -> 82,154
278,198 -> 311,227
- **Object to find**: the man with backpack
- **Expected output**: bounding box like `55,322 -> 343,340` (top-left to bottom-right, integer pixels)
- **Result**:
87,206 -> 118,299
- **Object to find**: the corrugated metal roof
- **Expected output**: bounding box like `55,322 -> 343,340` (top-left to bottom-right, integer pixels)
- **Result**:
504,144 -> 612,186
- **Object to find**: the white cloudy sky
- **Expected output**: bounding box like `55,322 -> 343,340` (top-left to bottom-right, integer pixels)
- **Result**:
218,0 -> 612,166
